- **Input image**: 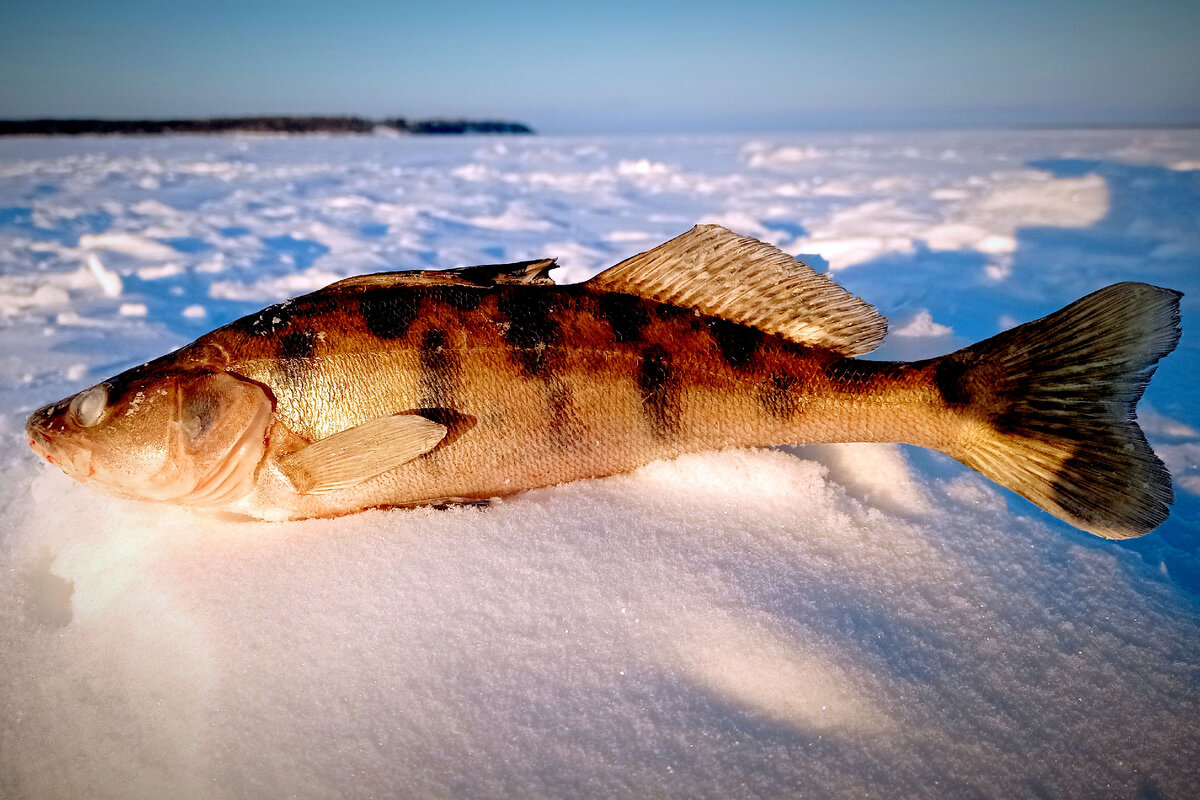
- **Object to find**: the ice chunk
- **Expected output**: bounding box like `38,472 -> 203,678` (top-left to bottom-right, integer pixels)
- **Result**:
80,233 -> 179,261
84,252 -> 122,297
893,309 -> 953,338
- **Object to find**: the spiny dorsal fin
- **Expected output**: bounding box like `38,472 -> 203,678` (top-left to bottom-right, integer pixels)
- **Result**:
279,413 -> 448,495
329,258 -> 558,291
586,225 -> 887,356
452,258 -> 558,286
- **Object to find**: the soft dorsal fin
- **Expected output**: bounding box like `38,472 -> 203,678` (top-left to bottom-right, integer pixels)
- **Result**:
328,258 -> 558,291
586,225 -> 887,356
278,413 -> 448,495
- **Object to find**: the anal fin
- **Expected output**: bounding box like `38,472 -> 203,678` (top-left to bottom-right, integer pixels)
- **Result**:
280,413 -> 448,495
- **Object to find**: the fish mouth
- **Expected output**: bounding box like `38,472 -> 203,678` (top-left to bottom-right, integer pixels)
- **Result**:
27,418 -> 65,468
26,427 -> 52,463
26,425 -> 94,479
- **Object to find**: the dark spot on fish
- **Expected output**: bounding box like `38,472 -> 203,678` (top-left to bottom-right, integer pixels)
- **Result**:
654,303 -> 691,322
419,328 -> 447,364
597,292 -> 650,343
758,371 -> 798,419
1050,440 -> 1113,523
1049,433 -> 1165,532
361,289 -> 421,340
230,301 -> 299,337
821,356 -> 904,396
933,357 -> 972,407
280,329 -> 316,360
547,377 -> 579,450
414,408 -> 475,450
431,285 -> 485,312
418,327 -> 459,406
638,344 -> 680,438
821,356 -> 860,386
274,330 -> 317,387
498,289 -> 561,377
992,388 -> 1079,440
985,359 -> 1055,438
707,318 -> 763,371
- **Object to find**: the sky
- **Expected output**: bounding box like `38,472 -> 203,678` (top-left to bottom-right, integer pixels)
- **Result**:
1,0 -> 1198,133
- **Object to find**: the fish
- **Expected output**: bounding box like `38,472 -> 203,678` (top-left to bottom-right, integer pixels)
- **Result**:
25,225 -> 1182,537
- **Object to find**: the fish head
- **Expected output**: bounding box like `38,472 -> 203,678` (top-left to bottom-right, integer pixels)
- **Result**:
26,366 -> 273,506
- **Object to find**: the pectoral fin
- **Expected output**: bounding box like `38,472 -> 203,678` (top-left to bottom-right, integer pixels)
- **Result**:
279,413 -> 448,495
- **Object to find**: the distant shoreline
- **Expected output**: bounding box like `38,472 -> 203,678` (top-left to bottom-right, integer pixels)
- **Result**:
0,116 -> 535,137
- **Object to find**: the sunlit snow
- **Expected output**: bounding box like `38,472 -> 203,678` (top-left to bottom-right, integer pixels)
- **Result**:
1,130 -> 1198,799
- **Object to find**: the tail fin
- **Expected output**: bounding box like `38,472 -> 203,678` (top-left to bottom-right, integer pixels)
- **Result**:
941,282 -> 1181,538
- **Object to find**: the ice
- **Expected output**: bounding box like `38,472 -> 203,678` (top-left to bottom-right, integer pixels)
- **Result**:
1,130 -> 1198,799
136,262 -> 183,280
616,158 -> 674,176
795,170 -> 1109,271
742,141 -> 824,167
469,201 -> 556,231
209,267 -> 352,301
83,252 -> 122,297
80,232 -> 180,261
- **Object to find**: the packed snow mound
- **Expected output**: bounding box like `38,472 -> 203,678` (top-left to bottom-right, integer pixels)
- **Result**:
3,446 -> 1199,799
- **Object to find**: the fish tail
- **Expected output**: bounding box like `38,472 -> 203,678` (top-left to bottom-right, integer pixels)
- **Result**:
936,282 -> 1182,538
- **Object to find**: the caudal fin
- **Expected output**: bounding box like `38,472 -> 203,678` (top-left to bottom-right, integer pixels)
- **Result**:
940,282 -> 1182,538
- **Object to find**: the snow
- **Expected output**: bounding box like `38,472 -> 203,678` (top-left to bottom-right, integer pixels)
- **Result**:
795,171 -> 1109,272
892,309 -> 953,339
1,129 -> 1199,799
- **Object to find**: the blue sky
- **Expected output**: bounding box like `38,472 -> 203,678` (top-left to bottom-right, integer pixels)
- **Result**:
1,0 -> 1198,133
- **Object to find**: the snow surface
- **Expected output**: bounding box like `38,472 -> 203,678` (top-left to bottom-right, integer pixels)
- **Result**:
1,130 -> 1199,799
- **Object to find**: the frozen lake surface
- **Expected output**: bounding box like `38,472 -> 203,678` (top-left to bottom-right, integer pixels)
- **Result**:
1,130 -> 1198,798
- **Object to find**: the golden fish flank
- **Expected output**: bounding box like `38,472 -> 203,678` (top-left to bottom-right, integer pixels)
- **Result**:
26,226 -> 1182,537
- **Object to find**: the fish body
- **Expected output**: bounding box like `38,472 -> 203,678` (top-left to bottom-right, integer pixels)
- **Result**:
26,226 -> 1182,537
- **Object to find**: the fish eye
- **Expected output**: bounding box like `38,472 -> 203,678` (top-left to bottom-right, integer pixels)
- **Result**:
69,385 -> 109,428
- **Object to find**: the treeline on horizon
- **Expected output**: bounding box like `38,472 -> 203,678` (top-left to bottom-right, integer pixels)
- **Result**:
0,116 -> 535,136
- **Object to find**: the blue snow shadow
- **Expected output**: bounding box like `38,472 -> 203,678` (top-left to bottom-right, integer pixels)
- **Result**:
0,204 -> 113,246
159,236 -> 212,254
100,231 -> 338,340
261,235 -> 330,269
